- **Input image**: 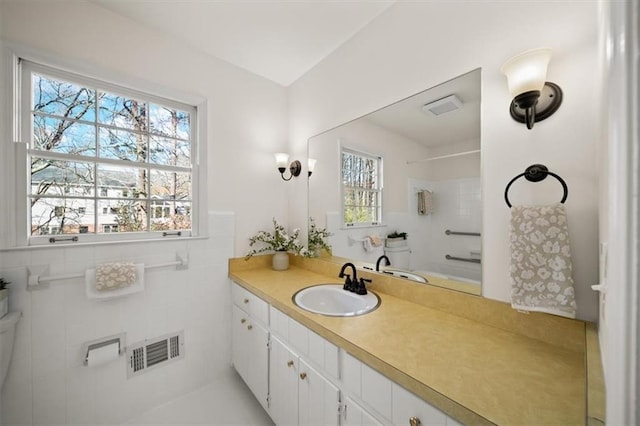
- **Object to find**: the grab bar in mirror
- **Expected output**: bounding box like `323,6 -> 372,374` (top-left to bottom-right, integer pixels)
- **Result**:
445,255 -> 481,264
445,230 -> 481,237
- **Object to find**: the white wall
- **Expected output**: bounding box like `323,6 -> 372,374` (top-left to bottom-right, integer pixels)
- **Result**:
290,1 -> 601,321
0,1 -> 289,423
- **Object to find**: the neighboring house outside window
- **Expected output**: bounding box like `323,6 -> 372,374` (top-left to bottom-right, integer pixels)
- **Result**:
341,147 -> 383,227
17,59 -> 200,245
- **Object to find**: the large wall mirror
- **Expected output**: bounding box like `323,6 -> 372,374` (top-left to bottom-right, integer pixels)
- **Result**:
308,68 -> 482,295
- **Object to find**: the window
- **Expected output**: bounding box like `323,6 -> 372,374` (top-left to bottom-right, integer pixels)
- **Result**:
341,148 -> 382,227
18,59 -> 200,245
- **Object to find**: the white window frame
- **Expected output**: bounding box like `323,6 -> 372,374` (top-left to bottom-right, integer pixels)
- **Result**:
340,146 -> 384,228
4,52 -> 207,248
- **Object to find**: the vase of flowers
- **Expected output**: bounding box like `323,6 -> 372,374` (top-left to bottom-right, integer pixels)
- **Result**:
245,218 -> 307,270
308,217 -> 332,258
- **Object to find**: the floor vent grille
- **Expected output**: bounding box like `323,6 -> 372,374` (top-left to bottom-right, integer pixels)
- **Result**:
127,330 -> 184,378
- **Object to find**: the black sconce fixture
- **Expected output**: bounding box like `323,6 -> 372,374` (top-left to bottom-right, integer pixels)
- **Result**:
274,153 -> 302,181
501,48 -> 563,130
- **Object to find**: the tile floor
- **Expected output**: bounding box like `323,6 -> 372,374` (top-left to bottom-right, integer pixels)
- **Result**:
124,369 -> 273,426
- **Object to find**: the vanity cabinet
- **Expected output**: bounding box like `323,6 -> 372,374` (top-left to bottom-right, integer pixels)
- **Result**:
231,285 -> 269,411
231,281 -> 464,426
269,306 -> 341,426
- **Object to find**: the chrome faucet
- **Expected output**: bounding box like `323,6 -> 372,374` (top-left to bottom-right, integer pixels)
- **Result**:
375,255 -> 390,271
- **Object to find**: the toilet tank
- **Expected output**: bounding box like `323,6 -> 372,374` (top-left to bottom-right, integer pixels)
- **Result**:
384,246 -> 410,269
0,312 -> 21,389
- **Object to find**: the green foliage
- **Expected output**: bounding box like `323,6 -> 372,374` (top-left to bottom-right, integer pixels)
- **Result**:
0,278 -> 10,291
245,218 -> 307,260
307,218 -> 332,257
387,231 -> 407,239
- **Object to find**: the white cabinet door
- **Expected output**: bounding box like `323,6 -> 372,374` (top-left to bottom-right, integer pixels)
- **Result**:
232,304 -> 249,383
343,396 -> 384,426
270,336 -> 300,426
247,319 -> 269,411
298,358 -> 340,426
232,304 -> 269,411
361,363 -> 392,421
392,383 -> 447,426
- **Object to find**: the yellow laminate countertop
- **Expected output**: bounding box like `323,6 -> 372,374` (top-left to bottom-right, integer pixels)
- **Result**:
229,259 -> 588,426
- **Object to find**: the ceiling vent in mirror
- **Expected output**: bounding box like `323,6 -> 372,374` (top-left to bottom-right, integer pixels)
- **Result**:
422,94 -> 463,116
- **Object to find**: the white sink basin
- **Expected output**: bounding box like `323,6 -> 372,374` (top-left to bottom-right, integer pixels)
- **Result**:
293,284 -> 380,317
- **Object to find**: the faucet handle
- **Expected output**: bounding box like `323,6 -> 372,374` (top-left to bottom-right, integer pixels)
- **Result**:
356,278 -> 371,295
342,274 -> 353,291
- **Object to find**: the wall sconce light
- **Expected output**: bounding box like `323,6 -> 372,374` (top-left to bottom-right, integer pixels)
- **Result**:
308,158 -> 317,177
501,48 -> 563,129
274,153 -> 301,181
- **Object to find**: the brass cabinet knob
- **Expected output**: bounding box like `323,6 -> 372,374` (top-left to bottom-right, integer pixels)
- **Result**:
409,417 -> 421,426
299,372 -> 307,380
247,325 -> 253,330
240,318 -> 246,324
287,360 -> 294,367
243,298 -> 249,304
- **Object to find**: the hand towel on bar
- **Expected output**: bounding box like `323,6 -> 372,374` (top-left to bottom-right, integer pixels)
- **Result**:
96,262 -> 136,290
369,235 -> 383,247
509,203 -> 577,318
418,190 -> 433,215
85,263 -> 145,300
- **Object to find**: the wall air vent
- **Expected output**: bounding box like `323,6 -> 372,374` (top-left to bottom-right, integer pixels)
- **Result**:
422,94 -> 463,116
127,330 -> 184,378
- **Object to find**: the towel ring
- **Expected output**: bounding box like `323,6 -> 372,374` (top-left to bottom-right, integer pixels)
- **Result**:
504,164 -> 568,208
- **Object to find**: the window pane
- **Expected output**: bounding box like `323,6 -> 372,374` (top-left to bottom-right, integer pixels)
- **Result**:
150,170 -> 191,200
99,91 -> 147,132
98,200 -> 148,233
33,115 -> 96,156
33,74 -> 96,121
31,159 -> 94,196
31,198 -> 94,235
98,128 -> 147,162
150,201 -> 191,231
149,104 -> 190,140
97,166 -> 147,198
149,136 -> 190,166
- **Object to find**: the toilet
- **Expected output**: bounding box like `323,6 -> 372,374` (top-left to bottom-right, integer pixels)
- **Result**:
384,246 -> 410,269
0,312 -> 20,389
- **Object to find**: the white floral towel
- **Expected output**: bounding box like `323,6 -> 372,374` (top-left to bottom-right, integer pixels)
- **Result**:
95,262 -> 136,291
85,263 -> 145,300
510,203 -> 577,318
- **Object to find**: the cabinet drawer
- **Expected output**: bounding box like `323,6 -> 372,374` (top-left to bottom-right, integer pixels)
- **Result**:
392,383 -> 447,426
232,282 -> 269,325
270,306 -> 290,339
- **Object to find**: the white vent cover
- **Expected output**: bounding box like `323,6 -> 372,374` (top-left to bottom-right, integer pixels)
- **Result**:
422,94 -> 463,116
127,330 -> 184,378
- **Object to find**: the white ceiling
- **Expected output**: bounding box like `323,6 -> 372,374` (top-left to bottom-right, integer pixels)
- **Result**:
92,0 -> 395,87
364,68 -> 481,148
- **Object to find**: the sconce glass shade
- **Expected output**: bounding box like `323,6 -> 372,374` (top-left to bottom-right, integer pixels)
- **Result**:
501,48 -> 552,99
274,153 -> 290,169
308,158 -> 317,176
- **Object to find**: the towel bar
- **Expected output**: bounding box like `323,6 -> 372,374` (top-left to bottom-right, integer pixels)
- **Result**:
445,230 -> 481,237
445,255 -> 481,264
27,253 -> 188,290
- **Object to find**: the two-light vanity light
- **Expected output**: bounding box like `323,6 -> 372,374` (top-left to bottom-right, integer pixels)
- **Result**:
501,48 -> 563,130
274,153 -> 316,181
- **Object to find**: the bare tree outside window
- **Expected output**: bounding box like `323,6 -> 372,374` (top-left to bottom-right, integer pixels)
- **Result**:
27,64 -> 194,240
342,149 -> 382,226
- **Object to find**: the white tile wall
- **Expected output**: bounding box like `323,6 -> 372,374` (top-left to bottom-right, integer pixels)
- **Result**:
407,177 -> 482,281
0,212 -> 235,425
